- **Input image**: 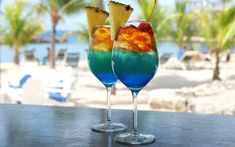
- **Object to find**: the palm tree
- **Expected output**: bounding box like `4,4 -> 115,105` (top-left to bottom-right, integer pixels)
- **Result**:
171,0 -> 195,48
36,0 -> 85,68
97,0 -> 103,8
1,1 -> 43,65
70,0 -> 103,41
198,6 -> 235,80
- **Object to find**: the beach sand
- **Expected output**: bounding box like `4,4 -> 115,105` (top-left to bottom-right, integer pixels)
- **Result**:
0,56 -> 235,114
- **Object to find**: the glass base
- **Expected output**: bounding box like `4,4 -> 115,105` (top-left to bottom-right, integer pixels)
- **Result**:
115,132 -> 156,145
91,122 -> 127,133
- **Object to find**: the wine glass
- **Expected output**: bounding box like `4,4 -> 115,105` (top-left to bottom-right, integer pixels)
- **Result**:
88,25 -> 127,133
112,22 -> 158,144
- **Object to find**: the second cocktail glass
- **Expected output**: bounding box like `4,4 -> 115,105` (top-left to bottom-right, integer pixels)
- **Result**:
112,22 -> 159,144
88,25 -> 126,133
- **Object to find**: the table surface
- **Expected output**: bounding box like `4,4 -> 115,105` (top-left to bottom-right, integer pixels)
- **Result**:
1,104 -> 235,147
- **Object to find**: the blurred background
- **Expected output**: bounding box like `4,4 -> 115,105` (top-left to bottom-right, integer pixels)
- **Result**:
0,0 -> 235,115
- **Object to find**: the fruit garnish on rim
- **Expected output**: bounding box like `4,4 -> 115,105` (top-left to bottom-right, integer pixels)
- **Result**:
109,1 -> 133,40
138,22 -> 153,34
115,25 -> 155,52
85,6 -> 109,39
91,26 -> 113,51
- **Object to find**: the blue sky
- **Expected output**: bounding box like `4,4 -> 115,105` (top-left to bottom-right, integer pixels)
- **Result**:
0,0 -> 175,31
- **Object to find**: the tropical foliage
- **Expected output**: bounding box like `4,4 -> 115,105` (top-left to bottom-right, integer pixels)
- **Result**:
170,0 -> 196,48
36,0 -> 86,68
1,1 -> 43,64
137,0 -> 171,40
138,0 -> 235,80
197,6 -> 235,80
68,0 -> 104,43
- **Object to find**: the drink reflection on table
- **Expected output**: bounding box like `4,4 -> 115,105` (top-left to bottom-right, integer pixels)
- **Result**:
107,133 -> 112,147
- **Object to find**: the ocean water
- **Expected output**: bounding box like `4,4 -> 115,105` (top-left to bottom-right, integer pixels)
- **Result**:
0,42 -> 88,63
0,41 -> 210,63
0,31 -> 89,63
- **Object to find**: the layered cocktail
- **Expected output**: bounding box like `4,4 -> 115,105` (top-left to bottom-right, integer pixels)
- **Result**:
109,0 -> 158,144
89,26 -> 117,87
112,23 -> 158,91
86,6 -> 126,133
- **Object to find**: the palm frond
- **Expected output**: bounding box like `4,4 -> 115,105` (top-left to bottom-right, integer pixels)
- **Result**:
176,0 -> 188,13
34,1 -> 51,14
137,1 -> 172,39
169,0 -> 193,46
2,1 -> 43,48
223,18 -> 235,46
64,24 -> 89,43
60,0 -> 86,15
137,0 -> 154,21
197,5 -> 235,51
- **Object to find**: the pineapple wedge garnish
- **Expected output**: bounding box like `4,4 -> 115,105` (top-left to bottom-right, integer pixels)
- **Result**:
109,1 -> 133,40
85,6 -> 109,39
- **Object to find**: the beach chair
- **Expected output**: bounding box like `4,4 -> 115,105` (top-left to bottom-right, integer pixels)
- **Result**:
5,74 -> 35,104
48,89 -> 72,102
162,57 -> 186,70
24,49 -> 39,63
181,51 -> 203,69
66,53 -> 80,68
22,77 -> 74,104
5,74 -> 32,103
160,53 -> 173,64
48,77 -> 76,102
6,66 -> 76,104
55,49 -> 67,66
47,67 -> 76,102
56,49 -> 67,61
177,48 -> 186,60
25,50 -> 34,61
9,74 -> 32,89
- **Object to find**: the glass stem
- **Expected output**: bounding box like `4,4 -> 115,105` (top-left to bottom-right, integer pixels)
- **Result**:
106,86 -> 112,122
131,91 -> 139,135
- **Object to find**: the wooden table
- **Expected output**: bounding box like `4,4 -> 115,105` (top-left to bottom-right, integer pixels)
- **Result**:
0,104 -> 235,147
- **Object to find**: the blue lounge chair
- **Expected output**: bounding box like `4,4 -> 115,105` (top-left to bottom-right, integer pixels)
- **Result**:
48,78 -> 76,102
49,92 -> 67,102
9,74 -> 32,89
177,48 -> 186,60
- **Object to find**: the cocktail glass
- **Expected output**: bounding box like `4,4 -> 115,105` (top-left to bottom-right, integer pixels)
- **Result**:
88,25 -> 126,133
112,22 -> 158,144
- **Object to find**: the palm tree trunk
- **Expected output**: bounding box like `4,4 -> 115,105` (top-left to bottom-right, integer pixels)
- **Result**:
51,22 -> 57,69
98,0 -> 103,9
14,45 -> 20,65
111,84 -> 116,95
212,49 -> 221,80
